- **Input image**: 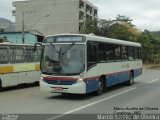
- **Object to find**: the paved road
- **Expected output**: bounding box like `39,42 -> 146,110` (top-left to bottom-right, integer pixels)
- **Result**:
0,69 -> 160,120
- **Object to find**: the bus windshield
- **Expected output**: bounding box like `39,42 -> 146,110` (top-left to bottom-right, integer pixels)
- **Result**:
41,44 -> 85,75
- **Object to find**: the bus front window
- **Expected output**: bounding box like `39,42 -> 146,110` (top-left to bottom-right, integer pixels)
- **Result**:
41,44 -> 85,75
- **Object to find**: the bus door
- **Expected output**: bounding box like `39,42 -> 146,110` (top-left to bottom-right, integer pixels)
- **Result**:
86,42 -> 99,93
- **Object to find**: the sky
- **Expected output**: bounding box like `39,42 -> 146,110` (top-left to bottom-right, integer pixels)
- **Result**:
0,0 -> 160,31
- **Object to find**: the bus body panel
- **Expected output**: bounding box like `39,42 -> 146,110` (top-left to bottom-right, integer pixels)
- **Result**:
39,34 -> 142,94
1,71 -> 40,87
0,63 -> 40,87
40,77 -> 86,94
85,61 -> 142,93
0,44 -> 41,88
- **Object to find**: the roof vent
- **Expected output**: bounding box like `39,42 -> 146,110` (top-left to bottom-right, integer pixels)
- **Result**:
89,33 -> 95,36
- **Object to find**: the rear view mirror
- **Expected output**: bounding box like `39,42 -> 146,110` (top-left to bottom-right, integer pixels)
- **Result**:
34,42 -> 43,52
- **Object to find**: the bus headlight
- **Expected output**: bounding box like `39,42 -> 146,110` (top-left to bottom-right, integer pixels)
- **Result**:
80,72 -> 85,79
40,77 -> 43,81
77,73 -> 85,83
77,78 -> 83,83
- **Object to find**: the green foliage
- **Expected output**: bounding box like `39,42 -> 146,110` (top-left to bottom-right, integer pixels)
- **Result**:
106,15 -> 140,41
114,15 -> 135,27
81,15 -> 140,41
79,19 -> 98,34
138,30 -> 160,64
80,15 -> 160,64
97,19 -> 114,37
107,23 -> 140,41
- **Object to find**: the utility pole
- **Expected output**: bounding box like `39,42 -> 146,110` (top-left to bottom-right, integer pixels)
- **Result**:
22,12 -> 25,44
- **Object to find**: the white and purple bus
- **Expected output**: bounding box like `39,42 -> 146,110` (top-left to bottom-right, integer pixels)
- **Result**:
35,34 -> 142,95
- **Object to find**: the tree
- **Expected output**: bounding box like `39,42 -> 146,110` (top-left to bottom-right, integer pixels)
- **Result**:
114,15 -> 134,27
107,23 -> 140,41
138,30 -> 160,65
80,15 -> 140,42
79,19 -> 98,34
97,19 -> 114,37
80,15 -> 160,66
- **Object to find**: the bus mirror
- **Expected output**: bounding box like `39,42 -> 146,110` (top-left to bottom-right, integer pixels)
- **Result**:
34,43 -> 43,52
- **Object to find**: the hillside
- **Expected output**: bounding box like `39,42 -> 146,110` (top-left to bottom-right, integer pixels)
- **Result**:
0,18 -> 15,32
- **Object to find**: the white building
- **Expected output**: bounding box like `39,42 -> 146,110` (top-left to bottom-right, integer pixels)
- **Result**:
12,0 -> 98,36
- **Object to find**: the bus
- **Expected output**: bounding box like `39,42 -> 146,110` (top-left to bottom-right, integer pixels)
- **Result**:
35,34 -> 142,95
0,43 -> 41,90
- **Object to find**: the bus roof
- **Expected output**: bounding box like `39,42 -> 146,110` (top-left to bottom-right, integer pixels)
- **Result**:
45,34 -> 141,47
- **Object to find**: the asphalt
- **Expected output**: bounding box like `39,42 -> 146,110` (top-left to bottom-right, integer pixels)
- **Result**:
0,68 -> 160,120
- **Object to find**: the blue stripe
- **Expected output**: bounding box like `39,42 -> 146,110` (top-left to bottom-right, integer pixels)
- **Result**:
85,68 -> 141,93
134,68 -> 142,77
85,79 -> 99,93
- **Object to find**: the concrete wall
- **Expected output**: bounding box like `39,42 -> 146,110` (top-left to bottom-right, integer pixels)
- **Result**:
13,0 -> 98,36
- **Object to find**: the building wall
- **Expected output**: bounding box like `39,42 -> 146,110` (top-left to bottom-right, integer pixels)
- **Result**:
13,0 -> 98,36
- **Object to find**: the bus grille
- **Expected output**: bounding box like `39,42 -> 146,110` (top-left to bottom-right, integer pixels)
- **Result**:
44,80 -> 76,85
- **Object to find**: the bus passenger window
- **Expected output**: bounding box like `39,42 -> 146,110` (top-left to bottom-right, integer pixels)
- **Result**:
114,45 -> 121,61
10,47 -> 24,63
106,44 -> 114,61
98,43 -> 106,62
37,48 -> 42,62
122,46 -> 128,60
87,43 -> 97,68
134,47 -> 139,60
128,46 -> 134,60
0,47 -> 9,64
25,47 -> 37,62
139,48 -> 142,59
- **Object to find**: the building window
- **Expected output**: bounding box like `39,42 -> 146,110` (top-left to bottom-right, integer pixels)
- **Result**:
94,9 -> 97,16
79,0 -> 84,9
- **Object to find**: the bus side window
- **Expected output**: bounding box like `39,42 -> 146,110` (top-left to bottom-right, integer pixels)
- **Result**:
106,44 -> 114,61
10,47 -> 24,63
122,46 -> 128,60
87,42 -> 97,69
134,47 -> 139,60
0,47 -> 9,64
128,46 -> 134,61
98,43 -> 106,62
25,46 -> 38,63
114,45 -> 122,61
37,47 -> 42,62
139,48 -> 142,59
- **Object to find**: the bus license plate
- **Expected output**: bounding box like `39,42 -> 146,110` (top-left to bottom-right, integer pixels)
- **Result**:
54,87 -> 63,91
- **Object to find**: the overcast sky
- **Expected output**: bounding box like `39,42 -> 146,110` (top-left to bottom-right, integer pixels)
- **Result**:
0,0 -> 160,31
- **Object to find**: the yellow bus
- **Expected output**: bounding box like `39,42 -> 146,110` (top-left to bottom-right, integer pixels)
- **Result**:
0,43 -> 41,91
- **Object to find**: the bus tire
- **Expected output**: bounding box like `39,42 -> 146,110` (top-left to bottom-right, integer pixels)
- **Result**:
0,79 -> 2,92
95,78 -> 105,95
127,72 -> 134,85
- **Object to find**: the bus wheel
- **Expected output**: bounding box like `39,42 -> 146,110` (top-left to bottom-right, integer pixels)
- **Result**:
95,78 -> 105,95
127,72 -> 134,85
0,79 -> 2,92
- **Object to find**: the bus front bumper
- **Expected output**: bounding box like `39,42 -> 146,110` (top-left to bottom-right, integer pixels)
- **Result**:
40,80 -> 86,94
